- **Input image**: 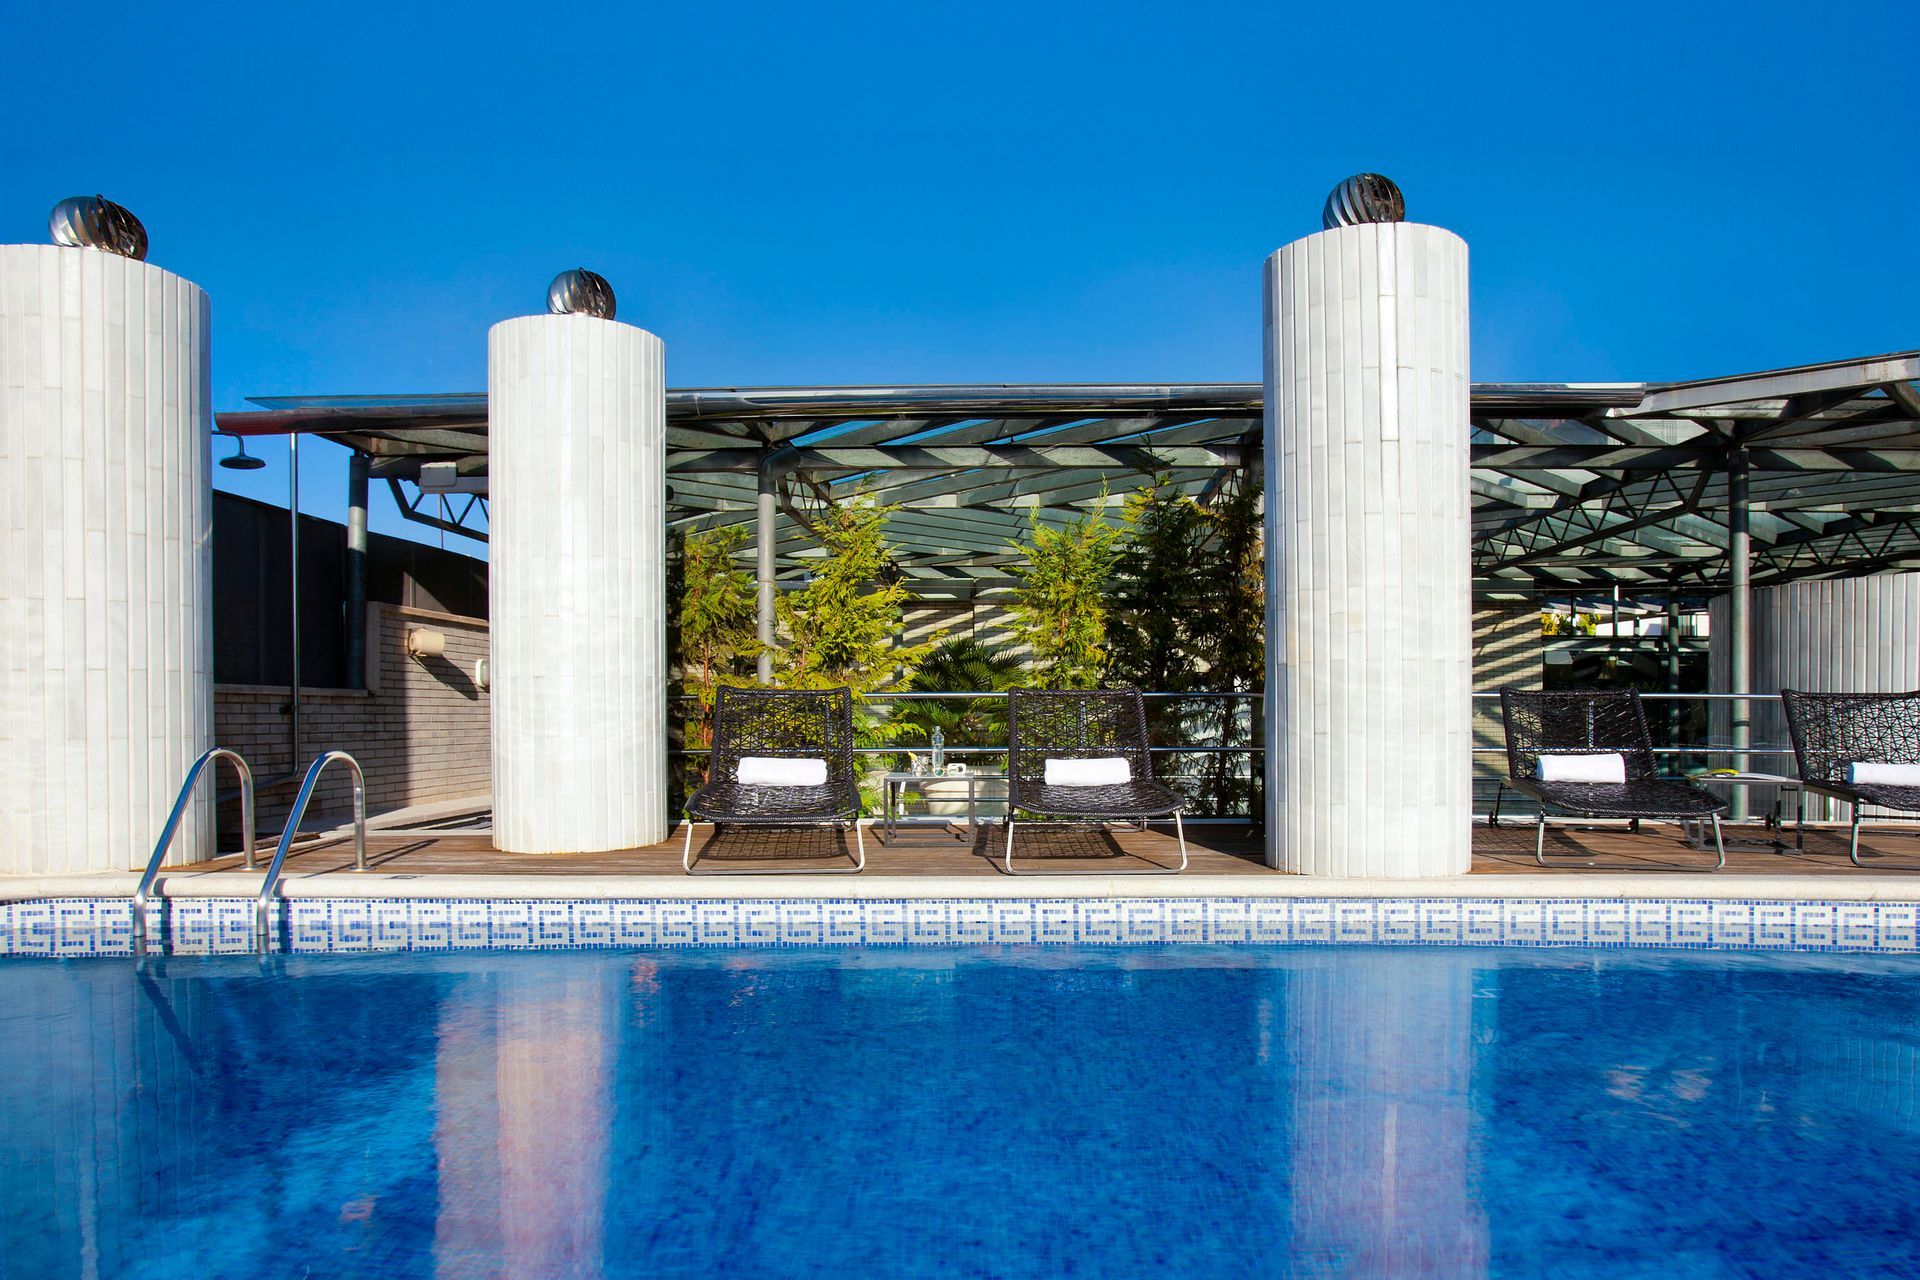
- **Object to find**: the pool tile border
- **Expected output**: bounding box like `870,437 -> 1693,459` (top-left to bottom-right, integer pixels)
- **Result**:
3,896 -> 1920,957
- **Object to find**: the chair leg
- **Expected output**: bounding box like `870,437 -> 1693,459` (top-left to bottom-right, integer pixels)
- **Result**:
684,819 -> 865,875
1709,813 -> 1726,870
1850,806 -> 1865,867
1490,784 -> 1503,828
1535,814 -> 1549,866
1003,813 -> 1186,875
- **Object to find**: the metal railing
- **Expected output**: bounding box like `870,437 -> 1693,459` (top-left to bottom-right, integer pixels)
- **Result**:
133,747 -> 256,951
668,687 -> 1797,820
1468,690 -> 1793,762
256,751 -> 367,944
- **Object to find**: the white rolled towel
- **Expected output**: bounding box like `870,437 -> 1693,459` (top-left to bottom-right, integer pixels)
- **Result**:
1847,761 -> 1920,786
1044,757 -> 1131,787
737,756 -> 828,787
1535,753 -> 1627,784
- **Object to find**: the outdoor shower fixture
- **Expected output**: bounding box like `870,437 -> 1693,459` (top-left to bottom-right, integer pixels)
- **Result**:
548,268 -> 617,320
1321,173 -> 1406,230
219,435 -> 266,470
49,195 -> 149,260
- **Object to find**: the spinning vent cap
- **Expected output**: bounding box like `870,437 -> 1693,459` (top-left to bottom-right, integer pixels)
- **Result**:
50,195 -> 149,260
1321,174 -> 1406,231
547,268 -> 616,320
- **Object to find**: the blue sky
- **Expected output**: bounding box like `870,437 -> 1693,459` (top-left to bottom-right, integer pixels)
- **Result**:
4,0 -> 1914,551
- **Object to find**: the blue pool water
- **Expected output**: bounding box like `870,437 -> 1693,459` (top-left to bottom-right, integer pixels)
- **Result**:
3,946 -> 1918,1279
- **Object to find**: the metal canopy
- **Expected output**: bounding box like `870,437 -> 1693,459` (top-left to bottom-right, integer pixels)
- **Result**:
216,350 -> 1920,596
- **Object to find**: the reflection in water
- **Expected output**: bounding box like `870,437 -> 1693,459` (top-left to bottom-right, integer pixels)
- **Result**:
434,968 -> 617,1280
3,946 -> 1919,1278
1286,951 -> 1489,1276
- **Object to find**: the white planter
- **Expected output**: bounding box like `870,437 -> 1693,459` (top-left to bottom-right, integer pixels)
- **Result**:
919,777 -> 1007,820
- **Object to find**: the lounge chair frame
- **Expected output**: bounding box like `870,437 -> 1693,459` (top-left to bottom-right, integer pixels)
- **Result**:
1004,687 -> 1188,876
1781,688 -> 1920,867
1500,687 -> 1727,869
682,686 -> 865,874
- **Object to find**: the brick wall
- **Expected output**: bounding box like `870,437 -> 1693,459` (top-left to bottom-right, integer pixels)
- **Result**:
1472,601 -> 1541,816
901,601 -> 1022,654
214,604 -> 490,838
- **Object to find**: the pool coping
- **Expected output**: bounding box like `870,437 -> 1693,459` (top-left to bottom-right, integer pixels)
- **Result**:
9,870 -> 1920,903
8,893 -> 1920,956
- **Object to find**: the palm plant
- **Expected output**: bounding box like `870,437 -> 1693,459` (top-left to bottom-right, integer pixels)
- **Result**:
891,638 -> 1022,767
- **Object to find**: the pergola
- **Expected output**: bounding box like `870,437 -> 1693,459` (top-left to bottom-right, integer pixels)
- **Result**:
219,349 -> 1920,809
219,349 -> 1920,604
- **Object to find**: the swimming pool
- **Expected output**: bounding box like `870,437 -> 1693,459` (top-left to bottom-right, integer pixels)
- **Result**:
4,945 -> 1917,1278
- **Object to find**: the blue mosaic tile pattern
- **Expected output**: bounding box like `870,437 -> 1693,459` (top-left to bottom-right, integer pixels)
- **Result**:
2,895 -> 1918,956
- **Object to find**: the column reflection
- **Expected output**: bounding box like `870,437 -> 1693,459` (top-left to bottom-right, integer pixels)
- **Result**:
1284,949 -> 1489,1276
434,964 -> 618,1280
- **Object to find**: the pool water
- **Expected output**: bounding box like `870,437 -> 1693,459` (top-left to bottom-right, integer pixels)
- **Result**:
3,946 -> 1918,1279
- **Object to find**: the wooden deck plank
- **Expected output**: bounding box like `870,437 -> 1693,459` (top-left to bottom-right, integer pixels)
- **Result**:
171,820 -> 1920,880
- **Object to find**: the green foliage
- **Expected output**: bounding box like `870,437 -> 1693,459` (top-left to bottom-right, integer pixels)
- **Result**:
677,525 -> 763,713
1006,501 -> 1122,688
773,496 -> 937,695
772,496 -> 942,816
891,637 -> 1022,760
1542,610 -> 1599,636
1107,471 -> 1266,816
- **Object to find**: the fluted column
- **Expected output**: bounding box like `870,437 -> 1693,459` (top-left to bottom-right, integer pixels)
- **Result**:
1710,574 -> 1920,820
0,245 -> 214,873
1263,222 -> 1472,875
489,313 -> 666,853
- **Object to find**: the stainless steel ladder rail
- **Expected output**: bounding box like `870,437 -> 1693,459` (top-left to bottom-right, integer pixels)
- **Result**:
256,750 -> 367,942
133,748 -> 257,951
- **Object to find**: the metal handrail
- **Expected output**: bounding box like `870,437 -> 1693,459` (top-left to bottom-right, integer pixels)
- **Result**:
132,747 -> 256,950
256,751 -> 366,942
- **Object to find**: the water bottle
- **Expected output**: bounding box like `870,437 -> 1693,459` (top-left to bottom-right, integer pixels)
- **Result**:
931,727 -> 945,775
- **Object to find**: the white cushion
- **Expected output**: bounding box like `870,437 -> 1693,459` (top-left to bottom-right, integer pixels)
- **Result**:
1535,753 -> 1626,784
1847,761 -> 1920,786
1044,757 -> 1131,787
737,756 -> 828,787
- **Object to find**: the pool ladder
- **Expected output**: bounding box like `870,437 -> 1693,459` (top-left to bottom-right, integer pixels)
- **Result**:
133,748 -> 367,952
134,748 -> 258,952
256,751 -> 368,941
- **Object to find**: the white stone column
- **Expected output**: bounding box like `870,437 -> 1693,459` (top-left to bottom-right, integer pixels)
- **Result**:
0,245 -> 214,873
1263,222 -> 1472,876
489,314 -> 667,853
1710,573 -> 1920,820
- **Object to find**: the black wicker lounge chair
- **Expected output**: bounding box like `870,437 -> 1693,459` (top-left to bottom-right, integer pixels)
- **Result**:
1004,688 -> 1187,875
1781,688 -> 1920,867
682,686 -> 864,874
1498,688 -> 1726,868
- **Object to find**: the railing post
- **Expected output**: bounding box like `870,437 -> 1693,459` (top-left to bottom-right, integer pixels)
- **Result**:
1728,445 -> 1752,819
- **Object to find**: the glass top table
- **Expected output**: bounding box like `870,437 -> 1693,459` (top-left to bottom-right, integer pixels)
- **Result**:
1682,772 -> 1806,853
878,771 -> 1007,842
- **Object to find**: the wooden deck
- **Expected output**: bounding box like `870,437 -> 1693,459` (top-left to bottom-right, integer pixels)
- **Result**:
172,819 -> 1920,880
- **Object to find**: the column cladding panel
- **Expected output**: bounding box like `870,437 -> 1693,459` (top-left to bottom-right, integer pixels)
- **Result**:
489,314 -> 667,853
0,244 -> 213,873
1710,574 -> 1920,821
1263,222 -> 1472,876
